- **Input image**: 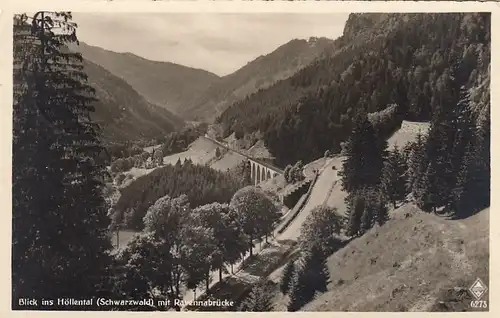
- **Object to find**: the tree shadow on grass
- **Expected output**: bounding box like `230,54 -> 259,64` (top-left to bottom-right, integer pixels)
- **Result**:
185,276 -> 253,311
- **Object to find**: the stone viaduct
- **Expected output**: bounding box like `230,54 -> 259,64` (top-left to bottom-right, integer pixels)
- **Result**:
248,158 -> 282,186
203,135 -> 282,186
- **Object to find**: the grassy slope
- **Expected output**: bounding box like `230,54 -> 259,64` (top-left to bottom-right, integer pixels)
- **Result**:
302,205 -> 489,312
161,137 -> 218,166
266,123 -> 486,312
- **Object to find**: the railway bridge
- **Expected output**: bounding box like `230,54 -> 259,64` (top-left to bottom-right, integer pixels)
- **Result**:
203,135 -> 282,185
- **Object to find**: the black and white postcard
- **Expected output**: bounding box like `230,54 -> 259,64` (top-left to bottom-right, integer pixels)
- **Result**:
3,0 -> 496,314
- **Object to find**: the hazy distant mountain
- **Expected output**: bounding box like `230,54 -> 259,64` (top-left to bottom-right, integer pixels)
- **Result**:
72,42 -> 220,117
186,37 -> 336,122
83,58 -> 185,143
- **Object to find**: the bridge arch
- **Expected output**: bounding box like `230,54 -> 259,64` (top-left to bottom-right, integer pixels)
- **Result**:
257,166 -> 261,184
266,170 -> 271,180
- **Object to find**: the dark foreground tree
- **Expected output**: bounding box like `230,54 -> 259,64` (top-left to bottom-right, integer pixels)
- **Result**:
340,114 -> 387,194
287,245 -> 329,311
280,260 -> 295,295
381,145 -> 407,208
345,193 -> 365,237
12,12 -> 113,308
239,279 -> 275,312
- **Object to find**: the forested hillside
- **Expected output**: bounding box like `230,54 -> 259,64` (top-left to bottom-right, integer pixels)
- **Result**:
216,13 -> 490,167
114,160 -> 251,230
84,59 -> 185,142
186,37 -> 336,122
71,42 -> 220,117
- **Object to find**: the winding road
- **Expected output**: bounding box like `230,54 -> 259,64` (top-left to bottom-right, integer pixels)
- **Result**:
181,155 -> 343,310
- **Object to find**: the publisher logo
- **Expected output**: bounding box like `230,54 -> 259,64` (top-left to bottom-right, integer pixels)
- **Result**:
469,278 -> 488,300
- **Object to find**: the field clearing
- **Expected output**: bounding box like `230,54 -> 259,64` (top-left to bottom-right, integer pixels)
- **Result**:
387,121 -> 430,149
162,137 -> 218,166
209,151 -> 246,172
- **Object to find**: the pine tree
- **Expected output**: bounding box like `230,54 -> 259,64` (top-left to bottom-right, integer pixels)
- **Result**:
302,244 -> 330,294
239,279 -> 275,311
280,260 -> 296,295
418,162 -> 440,213
12,12 -> 113,308
382,145 -> 407,208
360,202 -> 375,234
287,245 -> 329,311
452,141 -> 476,217
340,115 -> 387,194
345,193 -> 365,237
375,192 -> 390,226
407,133 -> 428,200
450,87 -> 490,217
287,259 -> 309,312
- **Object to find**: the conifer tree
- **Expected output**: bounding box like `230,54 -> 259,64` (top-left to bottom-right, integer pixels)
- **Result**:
280,260 -> 295,295
417,162 -> 440,213
449,87 -> 490,217
287,258 -> 310,312
13,12 -> 113,308
406,133 -> 428,199
302,244 -> 330,294
287,245 -> 329,311
360,202 -> 375,234
345,193 -> 365,237
340,115 -> 387,194
375,192 -> 390,226
239,279 -> 275,311
382,145 -> 407,208
452,141 -> 477,217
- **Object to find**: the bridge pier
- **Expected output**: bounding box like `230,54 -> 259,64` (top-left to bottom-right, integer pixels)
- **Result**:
249,159 -> 281,186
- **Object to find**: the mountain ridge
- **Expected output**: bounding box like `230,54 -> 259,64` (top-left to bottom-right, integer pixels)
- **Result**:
70,42 -> 220,117
72,37 -> 337,123
186,37 -> 337,122
83,58 -> 185,143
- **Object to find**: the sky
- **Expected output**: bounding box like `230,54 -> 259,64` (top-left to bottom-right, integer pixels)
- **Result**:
72,13 -> 349,76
